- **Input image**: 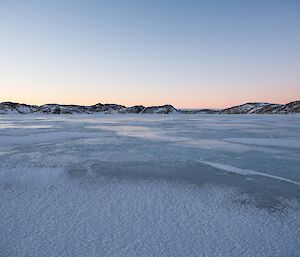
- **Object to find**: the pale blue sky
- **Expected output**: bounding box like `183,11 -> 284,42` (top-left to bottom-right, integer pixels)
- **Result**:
1,0 -> 299,108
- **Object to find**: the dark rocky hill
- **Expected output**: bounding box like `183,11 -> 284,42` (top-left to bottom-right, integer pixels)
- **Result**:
0,100 -> 299,114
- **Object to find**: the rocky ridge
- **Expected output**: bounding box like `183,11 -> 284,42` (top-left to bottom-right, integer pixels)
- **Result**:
218,101 -> 300,114
0,100 -> 299,114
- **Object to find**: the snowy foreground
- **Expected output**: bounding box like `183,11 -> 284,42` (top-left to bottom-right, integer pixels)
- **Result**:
0,114 -> 300,257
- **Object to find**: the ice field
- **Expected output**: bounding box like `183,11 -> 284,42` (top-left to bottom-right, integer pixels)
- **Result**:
0,114 -> 300,257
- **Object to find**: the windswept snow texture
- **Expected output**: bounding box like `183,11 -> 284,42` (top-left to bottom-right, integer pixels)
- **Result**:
1,114 -> 300,257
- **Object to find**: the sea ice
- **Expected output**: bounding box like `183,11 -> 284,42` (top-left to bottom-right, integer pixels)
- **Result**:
0,114 -> 300,257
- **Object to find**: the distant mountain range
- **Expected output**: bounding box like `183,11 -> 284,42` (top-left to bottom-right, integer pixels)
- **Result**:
0,100 -> 299,114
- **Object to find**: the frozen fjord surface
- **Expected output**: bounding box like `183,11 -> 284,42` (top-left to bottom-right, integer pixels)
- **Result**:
0,114 -> 300,257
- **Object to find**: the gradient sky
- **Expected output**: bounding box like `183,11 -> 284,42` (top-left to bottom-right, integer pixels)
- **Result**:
1,0 -> 300,108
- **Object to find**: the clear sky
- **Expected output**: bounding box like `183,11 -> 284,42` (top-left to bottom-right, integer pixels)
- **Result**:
1,0 -> 300,108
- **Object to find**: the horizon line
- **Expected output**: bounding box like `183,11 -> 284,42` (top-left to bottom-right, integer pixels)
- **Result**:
1,99 -> 299,110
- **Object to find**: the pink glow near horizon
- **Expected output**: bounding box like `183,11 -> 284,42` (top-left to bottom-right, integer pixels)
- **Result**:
1,92 -> 298,109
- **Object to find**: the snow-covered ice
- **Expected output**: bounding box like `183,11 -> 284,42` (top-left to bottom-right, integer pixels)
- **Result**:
0,114 -> 300,257
200,161 -> 300,186
225,137 -> 300,149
